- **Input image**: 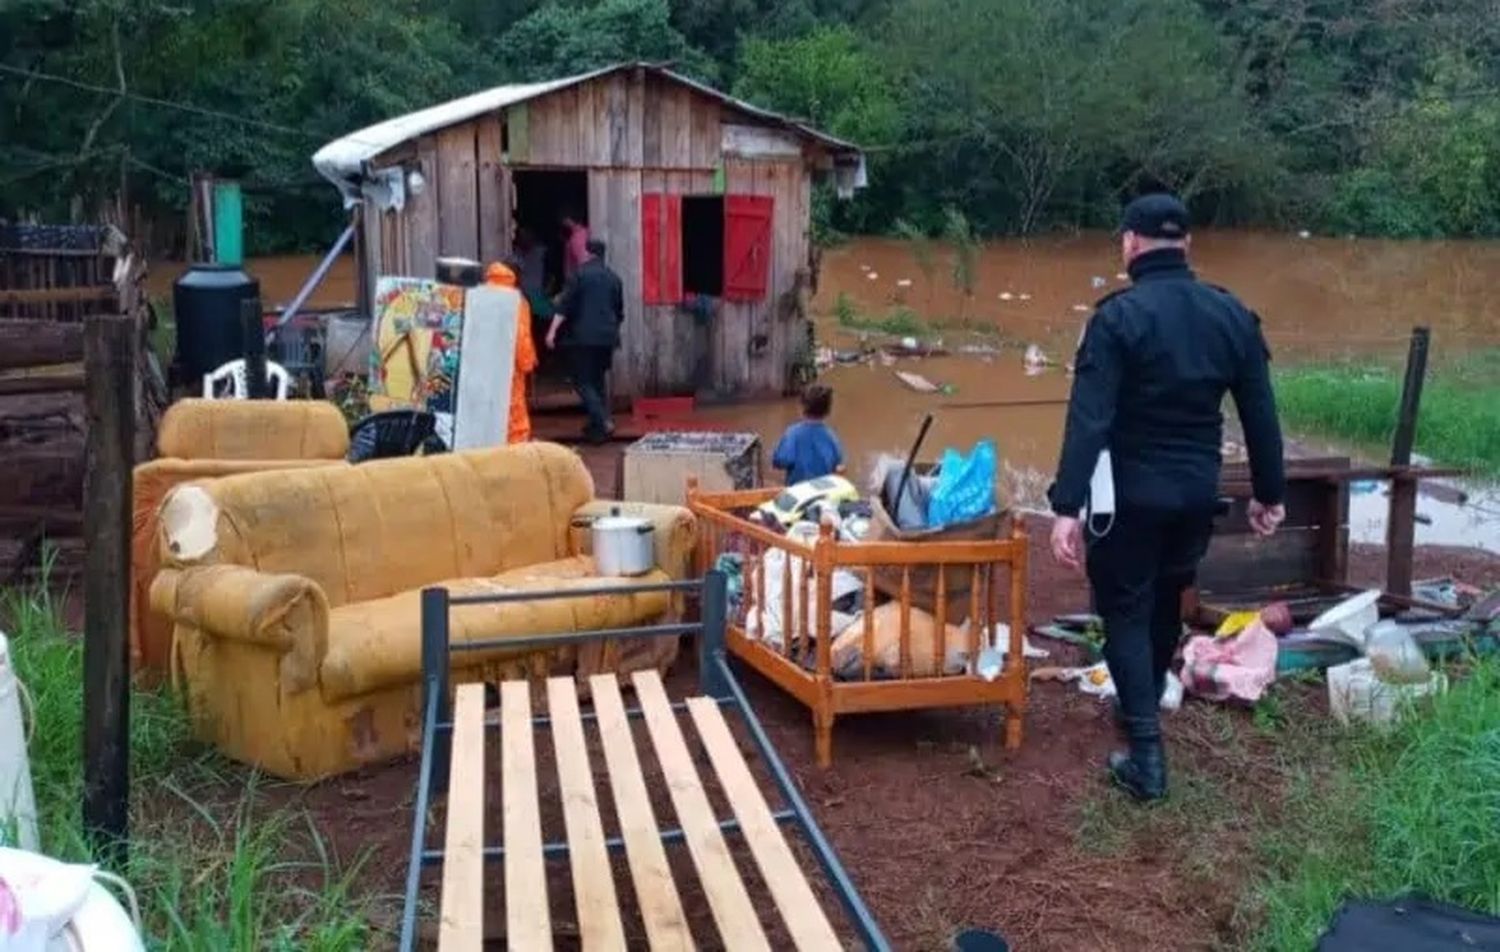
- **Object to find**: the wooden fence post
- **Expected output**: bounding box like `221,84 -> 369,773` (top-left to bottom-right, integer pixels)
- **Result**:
82,314 -> 134,865
1385,326 -> 1430,597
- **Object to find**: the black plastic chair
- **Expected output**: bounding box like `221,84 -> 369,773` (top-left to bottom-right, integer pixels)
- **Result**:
348,410 -> 447,462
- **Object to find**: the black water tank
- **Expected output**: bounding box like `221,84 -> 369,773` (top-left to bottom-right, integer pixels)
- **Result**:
173,263 -> 259,384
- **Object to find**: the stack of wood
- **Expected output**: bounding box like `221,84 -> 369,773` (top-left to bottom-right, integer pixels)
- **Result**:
0,226 -> 166,585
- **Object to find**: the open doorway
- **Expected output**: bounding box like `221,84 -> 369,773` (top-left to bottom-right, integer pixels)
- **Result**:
512,169 -> 588,395
681,196 -> 724,296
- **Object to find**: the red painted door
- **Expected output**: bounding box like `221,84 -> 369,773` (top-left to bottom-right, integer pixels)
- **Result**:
723,195 -> 773,302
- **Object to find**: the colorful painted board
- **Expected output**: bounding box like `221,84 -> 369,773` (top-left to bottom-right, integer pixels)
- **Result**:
370,277 -> 464,420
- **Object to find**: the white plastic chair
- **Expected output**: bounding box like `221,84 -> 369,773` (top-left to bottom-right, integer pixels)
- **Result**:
201,358 -> 292,400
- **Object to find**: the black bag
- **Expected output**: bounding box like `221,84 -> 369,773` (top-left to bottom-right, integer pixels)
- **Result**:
1317,896 -> 1500,951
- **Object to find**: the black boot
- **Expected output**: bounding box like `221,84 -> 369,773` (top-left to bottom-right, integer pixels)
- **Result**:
1107,740 -> 1167,802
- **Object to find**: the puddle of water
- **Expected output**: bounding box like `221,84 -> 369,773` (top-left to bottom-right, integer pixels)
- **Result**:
1349,480 -> 1500,554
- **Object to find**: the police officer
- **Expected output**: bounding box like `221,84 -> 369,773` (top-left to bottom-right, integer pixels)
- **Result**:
1047,193 -> 1287,801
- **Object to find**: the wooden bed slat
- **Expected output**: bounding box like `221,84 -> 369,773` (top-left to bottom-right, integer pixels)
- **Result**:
501,680 -> 552,951
440,684 -> 487,951
589,675 -> 695,951
686,697 -> 841,951
546,677 -> 627,951
633,671 -> 771,951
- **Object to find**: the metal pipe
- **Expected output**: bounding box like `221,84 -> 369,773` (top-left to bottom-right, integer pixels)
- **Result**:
452,622 -> 700,653
449,578 -> 702,605
715,654 -> 893,951
421,810 -> 797,865
266,219 -> 356,340
398,689 -> 440,952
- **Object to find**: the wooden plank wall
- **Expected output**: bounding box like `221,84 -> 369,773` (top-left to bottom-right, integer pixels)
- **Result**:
639,170 -> 715,396
357,72 -> 822,398
522,72 -> 718,171
719,159 -> 809,396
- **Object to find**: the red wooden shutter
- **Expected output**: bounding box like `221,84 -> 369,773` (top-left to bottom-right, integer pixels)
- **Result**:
642,193 -> 662,304
723,195 -> 773,302
641,193 -> 683,305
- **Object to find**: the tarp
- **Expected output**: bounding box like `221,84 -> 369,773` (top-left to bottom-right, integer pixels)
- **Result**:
1317,897 -> 1500,951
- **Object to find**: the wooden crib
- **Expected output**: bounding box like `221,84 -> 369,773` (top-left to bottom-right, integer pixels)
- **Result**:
688,482 -> 1030,766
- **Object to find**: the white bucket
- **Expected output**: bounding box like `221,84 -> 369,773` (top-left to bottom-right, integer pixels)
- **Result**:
0,633 -> 38,852
1328,658 -> 1447,726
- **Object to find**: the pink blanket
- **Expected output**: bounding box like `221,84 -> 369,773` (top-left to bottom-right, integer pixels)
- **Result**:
1180,619 -> 1279,703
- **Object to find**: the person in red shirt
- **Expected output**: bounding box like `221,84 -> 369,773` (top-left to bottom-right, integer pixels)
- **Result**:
561,214 -> 589,280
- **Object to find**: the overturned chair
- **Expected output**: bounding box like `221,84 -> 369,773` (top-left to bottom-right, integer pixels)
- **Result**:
148,442 -> 695,780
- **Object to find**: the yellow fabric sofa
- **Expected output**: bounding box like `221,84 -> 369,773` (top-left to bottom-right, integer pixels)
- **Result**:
149,442 -> 696,780
131,399 -> 351,680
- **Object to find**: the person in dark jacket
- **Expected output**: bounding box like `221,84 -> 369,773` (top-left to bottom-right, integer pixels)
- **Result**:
547,238 -> 624,443
1047,193 -> 1287,802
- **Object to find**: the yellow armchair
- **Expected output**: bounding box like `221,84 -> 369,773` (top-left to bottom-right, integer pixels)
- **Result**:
131,399 -> 350,681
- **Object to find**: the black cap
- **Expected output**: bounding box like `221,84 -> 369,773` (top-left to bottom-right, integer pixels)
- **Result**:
1121,193 -> 1190,239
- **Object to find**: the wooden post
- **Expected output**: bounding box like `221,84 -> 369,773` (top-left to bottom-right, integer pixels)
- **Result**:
1386,326 -> 1430,597
240,298 -> 267,399
82,314 -> 134,865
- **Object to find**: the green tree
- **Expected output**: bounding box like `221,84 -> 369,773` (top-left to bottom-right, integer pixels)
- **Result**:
494,0 -> 716,83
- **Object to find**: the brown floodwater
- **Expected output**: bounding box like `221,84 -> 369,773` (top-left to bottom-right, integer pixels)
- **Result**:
151,231 -> 1500,498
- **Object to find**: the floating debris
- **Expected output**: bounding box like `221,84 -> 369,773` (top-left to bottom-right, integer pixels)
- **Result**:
879,352 -> 897,367
1090,276 -> 1107,289
958,343 -> 1004,356
859,263 -> 871,272
1298,230 -> 1312,239
1115,272 -> 1128,281
882,340 -> 948,358
1018,293 -> 1032,301
1071,304 -> 1090,312
894,370 -> 941,393
815,346 -> 835,369
867,271 -> 879,280
1023,344 -> 1051,375
998,291 -> 1014,301
896,278 -> 913,288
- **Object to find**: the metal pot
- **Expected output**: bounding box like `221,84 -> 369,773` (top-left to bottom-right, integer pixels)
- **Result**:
578,507 -> 655,576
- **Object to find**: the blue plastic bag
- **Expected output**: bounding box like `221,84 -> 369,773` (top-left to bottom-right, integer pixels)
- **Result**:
927,440 -> 998,528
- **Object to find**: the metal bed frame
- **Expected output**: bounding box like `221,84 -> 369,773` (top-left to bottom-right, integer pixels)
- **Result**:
398,570 -> 892,950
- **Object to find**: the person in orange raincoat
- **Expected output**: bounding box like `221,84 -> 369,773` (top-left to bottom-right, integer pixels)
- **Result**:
484,261 -> 538,443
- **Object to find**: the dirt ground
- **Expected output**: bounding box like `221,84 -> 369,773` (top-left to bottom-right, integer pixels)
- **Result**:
216,531 -> 1500,952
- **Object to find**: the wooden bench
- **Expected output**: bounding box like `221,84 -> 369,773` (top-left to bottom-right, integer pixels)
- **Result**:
400,573 -> 890,951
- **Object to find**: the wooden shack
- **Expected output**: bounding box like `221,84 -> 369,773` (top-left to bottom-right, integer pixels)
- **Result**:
313,63 -> 865,401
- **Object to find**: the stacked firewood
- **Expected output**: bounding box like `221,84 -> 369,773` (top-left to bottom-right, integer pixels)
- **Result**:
0,242 -> 165,585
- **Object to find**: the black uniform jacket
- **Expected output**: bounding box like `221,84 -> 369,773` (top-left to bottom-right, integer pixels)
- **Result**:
1048,247 -> 1285,517
559,257 -> 625,349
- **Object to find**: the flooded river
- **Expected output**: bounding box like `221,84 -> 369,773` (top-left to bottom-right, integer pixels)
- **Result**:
152,232 -> 1500,547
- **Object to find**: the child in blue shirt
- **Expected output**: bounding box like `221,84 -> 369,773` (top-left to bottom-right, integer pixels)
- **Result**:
772,384 -> 844,485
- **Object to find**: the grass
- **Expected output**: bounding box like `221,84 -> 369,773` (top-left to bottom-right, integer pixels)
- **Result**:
0,564 -> 374,950
1246,658 -> 1500,950
1274,348 -> 1500,477
830,291 -> 1004,340
1069,656 -> 1500,948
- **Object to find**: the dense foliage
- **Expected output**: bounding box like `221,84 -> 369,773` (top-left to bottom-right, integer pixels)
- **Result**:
3,0 -> 1498,251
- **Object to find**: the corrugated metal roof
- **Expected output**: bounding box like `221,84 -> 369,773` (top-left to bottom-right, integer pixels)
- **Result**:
312,62 -> 862,197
